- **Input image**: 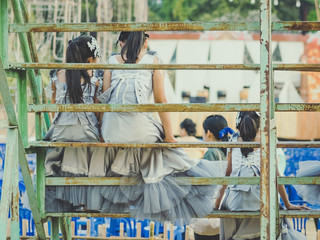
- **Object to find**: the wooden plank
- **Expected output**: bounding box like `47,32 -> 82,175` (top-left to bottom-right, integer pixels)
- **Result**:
8,21 -> 320,33
0,129 -> 17,240
27,103 -> 320,113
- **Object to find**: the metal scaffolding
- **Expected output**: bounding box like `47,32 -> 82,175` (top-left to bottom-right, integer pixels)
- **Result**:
0,0 -> 320,239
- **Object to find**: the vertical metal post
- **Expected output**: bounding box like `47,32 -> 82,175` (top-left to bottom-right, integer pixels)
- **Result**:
60,217 -> 72,240
36,148 -> 46,217
0,0 -> 8,68
17,70 -> 28,147
10,129 -> 20,240
11,0 -> 41,104
0,128 -> 18,240
51,217 -> 60,240
260,0 -> 277,239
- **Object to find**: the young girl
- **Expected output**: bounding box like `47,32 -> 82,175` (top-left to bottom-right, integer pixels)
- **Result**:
191,115 -> 232,240
95,31 -> 224,223
216,111 -> 308,240
202,115 -> 233,161
45,35 -> 103,212
295,161 -> 320,205
177,118 -> 206,159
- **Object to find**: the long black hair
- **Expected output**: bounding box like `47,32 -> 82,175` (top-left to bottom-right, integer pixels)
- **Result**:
203,115 -> 228,155
238,111 -> 260,157
118,31 -> 148,63
65,35 -> 97,103
180,118 -> 197,136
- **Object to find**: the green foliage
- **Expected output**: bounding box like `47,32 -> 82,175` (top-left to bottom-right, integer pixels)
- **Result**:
148,0 -> 319,21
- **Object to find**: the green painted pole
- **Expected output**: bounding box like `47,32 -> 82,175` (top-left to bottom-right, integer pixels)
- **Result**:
0,0 -> 8,69
0,128 -> 17,239
60,217 -> 72,240
10,129 -> 20,240
10,0 -> 40,104
260,0 -> 277,239
36,148 -> 46,217
17,70 -> 28,147
51,217 -> 60,240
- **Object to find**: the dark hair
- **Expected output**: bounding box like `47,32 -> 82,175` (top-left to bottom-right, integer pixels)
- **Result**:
119,31 -> 148,63
203,115 -> 228,155
238,111 -> 260,157
65,35 -> 96,103
180,118 -> 197,136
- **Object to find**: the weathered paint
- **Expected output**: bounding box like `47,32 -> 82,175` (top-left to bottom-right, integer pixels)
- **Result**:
0,58 -> 19,126
0,119 -> 9,129
10,129 -> 20,240
29,141 -> 260,148
18,137 -> 46,239
45,176 -> 319,186
0,0 -> 8,68
260,0 -> 276,239
9,62 -> 320,72
45,210 -> 320,219
27,103 -> 320,113
46,177 -> 261,186
36,149 -> 46,218
51,217 -> 60,240
9,62 -> 261,70
17,70 -> 28,147
60,217 -> 72,240
0,129 -> 17,240
8,21 -> 320,33
10,0 -> 40,104
28,140 -> 320,148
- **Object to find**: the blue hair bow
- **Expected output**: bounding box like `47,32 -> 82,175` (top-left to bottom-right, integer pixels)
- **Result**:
219,127 -> 234,138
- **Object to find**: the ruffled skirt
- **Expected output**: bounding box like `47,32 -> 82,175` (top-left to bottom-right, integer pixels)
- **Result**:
295,160 -> 320,205
220,166 -> 307,240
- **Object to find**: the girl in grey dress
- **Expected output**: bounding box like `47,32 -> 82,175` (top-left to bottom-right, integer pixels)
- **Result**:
45,35 -> 103,212
215,111 -> 309,240
295,160 -> 320,205
94,31 -> 225,223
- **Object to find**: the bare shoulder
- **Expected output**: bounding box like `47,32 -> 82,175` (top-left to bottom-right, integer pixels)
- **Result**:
56,69 -> 66,83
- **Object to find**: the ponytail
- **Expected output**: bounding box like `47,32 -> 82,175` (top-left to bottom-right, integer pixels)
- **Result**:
65,36 -> 94,103
240,115 -> 259,157
121,32 -> 145,63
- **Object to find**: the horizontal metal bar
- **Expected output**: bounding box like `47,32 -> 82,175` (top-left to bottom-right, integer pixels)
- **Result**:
29,141 -> 320,148
45,176 -> 320,186
8,21 -> 320,33
27,103 -> 320,113
10,63 -> 260,70
45,210 -> 320,219
8,63 -> 320,72
30,141 -> 260,149
278,177 -> 320,185
45,177 -> 261,186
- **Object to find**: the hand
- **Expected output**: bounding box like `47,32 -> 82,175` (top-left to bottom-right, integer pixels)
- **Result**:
100,135 -> 105,142
214,195 -> 223,210
163,135 -> 178,143
285,203 -> 310,210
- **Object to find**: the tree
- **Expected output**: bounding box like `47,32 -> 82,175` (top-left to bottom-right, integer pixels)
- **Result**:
148,0 -> 319,22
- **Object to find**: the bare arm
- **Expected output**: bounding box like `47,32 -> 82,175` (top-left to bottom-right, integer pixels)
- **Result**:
152,57 -> 176,143
214,150 -> 232,209
277,167 -> 309,210
51,81 -> 56,118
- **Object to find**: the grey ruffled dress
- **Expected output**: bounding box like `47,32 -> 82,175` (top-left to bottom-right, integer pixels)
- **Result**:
295,160 -> 320,205
220,135 -> 307,240
92,53 -> 224,223
44,70 -> 103,212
